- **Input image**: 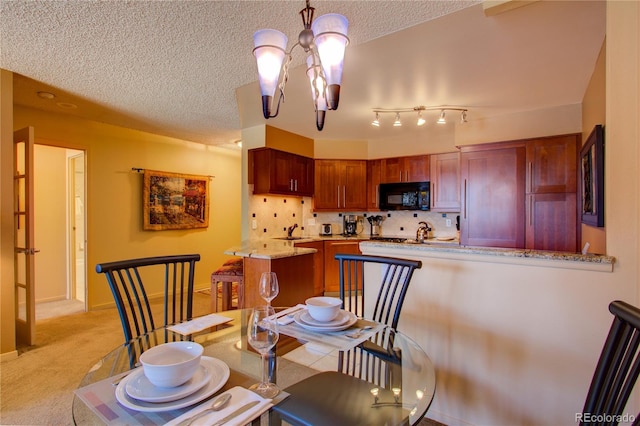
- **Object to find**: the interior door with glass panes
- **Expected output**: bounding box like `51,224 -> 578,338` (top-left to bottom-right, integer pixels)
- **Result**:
14,127 -> 37,346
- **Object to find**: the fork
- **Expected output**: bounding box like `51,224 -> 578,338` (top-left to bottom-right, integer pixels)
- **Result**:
346,325 -> 373,339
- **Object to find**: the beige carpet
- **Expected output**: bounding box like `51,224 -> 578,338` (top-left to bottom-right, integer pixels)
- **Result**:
0,292 -> 443,426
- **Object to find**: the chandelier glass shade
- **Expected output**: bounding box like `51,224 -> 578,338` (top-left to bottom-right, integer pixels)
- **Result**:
252,1 -> 349,131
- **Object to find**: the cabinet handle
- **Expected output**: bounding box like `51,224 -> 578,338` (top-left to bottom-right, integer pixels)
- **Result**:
343,186 -> 346,207
463,179 -> 467,219
528,162 -> 533,193
290,179 -> 294,191
337,186 -> 340,208
294,179 -> 298,192
529,195 -> 533,226
399,172 -> 402,182
375,184 -> 379,207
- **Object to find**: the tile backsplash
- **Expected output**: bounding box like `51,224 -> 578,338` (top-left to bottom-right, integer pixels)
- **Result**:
247,194 -> 460,240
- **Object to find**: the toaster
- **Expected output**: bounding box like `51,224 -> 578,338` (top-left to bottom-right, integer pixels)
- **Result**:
320,223 -> 333,236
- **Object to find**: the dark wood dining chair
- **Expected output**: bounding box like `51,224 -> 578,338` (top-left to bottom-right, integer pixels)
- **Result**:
334,253 -> 422,381
581,300 -> 640,426
96,254 -> 200,344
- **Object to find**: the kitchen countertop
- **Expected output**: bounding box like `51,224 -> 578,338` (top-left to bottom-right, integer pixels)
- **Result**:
225,235 -> 615,268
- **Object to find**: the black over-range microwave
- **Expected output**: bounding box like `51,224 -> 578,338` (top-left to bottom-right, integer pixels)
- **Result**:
379,181 -> 430,211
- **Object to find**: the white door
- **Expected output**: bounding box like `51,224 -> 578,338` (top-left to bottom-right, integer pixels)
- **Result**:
14,127 -> 37,346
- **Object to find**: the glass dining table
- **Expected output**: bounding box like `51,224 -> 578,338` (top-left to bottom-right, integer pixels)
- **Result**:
72,307 -> 435,425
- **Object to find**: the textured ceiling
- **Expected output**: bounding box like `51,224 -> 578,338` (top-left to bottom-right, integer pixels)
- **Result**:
1,1 -> 605,148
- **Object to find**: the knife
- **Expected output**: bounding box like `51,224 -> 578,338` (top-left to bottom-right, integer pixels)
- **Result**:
210,400 -> 260,426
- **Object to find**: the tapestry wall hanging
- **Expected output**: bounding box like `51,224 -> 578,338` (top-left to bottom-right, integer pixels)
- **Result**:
143,169 -> 210,230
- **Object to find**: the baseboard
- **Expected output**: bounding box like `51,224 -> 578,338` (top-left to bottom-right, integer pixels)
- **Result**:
1,350 -> 19,362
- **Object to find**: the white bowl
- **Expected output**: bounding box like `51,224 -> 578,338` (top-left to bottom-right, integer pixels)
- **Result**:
139,341 -> 203,388
306,296 -> 342,322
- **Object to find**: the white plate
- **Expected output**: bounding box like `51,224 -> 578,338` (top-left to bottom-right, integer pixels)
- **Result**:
297,310 -> 351,327
115,356 -> 230,412
124,362 -> 211,403
293,310 -> 357,332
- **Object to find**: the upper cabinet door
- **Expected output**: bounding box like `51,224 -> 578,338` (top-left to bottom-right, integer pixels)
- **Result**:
460,145 -> 526,248
250,148 -> 314,197
430,152 -> 460,212
313,159 -> 367,211
526,134 -> 579,194
381,155 -> 429,183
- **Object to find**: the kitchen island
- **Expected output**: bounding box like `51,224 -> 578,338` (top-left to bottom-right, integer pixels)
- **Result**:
224,240 -> 319,308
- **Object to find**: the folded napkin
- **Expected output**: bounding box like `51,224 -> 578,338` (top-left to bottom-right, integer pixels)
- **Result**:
166,386 -> 272,426
269,304 -> 306,325
168,314 -> 233,335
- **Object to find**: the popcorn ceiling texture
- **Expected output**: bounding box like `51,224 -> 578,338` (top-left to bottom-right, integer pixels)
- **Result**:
247,194 -> 459,241
1,0 -> 477,146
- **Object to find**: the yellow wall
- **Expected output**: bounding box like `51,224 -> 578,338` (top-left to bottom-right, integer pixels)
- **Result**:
13,105 -> 242,311
581,41 -> 607,254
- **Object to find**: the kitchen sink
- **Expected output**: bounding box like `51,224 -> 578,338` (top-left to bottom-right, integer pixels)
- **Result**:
273,237 -> 305,240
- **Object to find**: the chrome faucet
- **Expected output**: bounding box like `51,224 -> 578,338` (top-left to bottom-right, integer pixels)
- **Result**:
287,223 -> 298,238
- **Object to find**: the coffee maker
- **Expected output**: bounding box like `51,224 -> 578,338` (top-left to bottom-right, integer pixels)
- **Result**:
343,215 -> 360,236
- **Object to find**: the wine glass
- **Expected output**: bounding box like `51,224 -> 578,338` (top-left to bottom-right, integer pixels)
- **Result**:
247,306 -> 280,398
259,272 -> 279,306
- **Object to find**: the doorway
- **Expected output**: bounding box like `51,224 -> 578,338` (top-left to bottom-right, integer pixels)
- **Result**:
34,145 -> 86,320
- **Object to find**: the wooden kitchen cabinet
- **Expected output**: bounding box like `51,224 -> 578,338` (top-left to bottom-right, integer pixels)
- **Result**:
460,143 -> 526,248
313,159 -> 367,211
526,193 -> 577,252
323,240 -> 362,293
525,134 -> 579,251
381,155 -> 430,183
430,152 -> 460,212
294,240 -> 325,296
366,159 -> 382,211
250,148 -> 314,197
526,134 -> 578,194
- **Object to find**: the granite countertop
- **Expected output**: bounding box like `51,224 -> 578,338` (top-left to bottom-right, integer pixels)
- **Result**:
225,235 -> 615,267
360,239 -> 616,265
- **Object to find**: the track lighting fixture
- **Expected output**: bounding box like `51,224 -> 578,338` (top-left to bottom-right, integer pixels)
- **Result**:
371,112 -> 380,127
371,106 -> 469,128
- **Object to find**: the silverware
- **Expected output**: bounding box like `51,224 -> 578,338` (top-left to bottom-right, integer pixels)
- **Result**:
210,400 -> 260,426
177,393 -> 232,426
346,325 -> 374,339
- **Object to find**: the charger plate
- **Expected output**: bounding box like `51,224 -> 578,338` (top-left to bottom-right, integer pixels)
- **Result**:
115,356 -> 229,412
293,310 -> 357,332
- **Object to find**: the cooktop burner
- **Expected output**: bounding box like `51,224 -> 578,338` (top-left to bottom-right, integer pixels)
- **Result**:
368,236 -> 408,243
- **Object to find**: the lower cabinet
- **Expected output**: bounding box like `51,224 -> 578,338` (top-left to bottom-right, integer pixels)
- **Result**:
323,240 -> 362,293
294,241 -> 325,296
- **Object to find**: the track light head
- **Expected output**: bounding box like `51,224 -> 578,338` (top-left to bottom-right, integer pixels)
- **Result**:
437,110 -> 446,124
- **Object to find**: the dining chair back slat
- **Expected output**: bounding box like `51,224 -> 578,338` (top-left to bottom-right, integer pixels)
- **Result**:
335,253 -> 422,383
581,300 -> 640,425
96,254 -> 200,344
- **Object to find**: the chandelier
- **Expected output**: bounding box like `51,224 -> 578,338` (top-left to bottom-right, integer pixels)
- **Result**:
372,106 -> 468,127
252,0 -> 349,131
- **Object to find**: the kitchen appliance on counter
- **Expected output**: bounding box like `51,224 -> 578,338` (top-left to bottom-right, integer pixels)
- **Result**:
367,215 -> 385,237
343,215 -> 362,236
320,223 -> 333,236
379,181 -> 430,211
